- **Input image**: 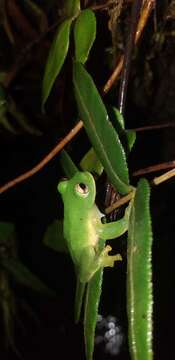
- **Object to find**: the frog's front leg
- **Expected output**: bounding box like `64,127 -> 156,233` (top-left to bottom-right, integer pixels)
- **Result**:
98,203 -> 131,241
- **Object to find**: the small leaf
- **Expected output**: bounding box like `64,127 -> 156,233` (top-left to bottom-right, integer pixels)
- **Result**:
80,147 -> 103,176
108,106 -> 136,153
0,222 -> 15,242
73,62 -> 131,195
126,129 -> 136,152
2,258 -> 55,297
43,220 -> 68,253
42,18 -> 72,108
65,0 -> 80,17
127,178 -> 153,360
60,149 -> 78,178
84,267 -> 104,360
108,106 -> 125,130
74,9 -> 96,64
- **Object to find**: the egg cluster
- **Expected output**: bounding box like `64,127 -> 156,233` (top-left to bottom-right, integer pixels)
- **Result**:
95,314 -> 124,356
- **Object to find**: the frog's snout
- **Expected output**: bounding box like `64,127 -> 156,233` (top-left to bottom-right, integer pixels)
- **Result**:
57,178 -> 68,194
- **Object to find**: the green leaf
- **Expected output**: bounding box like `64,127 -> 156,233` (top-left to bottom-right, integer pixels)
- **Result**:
0,222 -> 15,242
60,149 -> 78,178
126,129 -> 136,152
80,147 -> 103,176
74,9 -> 96,64
108,106 -> 125,130
42,18 -> 72,108
127,178 -> 153,360
2,258 -> 55,297
73,62 -> 131,195
65,0 -> 80,17
43,219 -> 68,253
108,106 -> 136,153
83,238 -> 105,360
84,267 -> 103,360
74,279 -> 86,323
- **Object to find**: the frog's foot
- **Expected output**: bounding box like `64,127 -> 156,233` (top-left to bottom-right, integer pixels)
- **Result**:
100,245 -> 122,268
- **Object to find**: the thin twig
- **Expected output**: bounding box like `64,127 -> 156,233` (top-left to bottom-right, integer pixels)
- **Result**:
103,0 -> 155,94
118,0 -> 143,114
105,191 -> 135,214
105,165 -> 175,214
133,160 -> 175,176
105,0 -> 143,214
152,168 -> 175,185
133,122 -> 175,132
0,121 -> 83,194
91,1 -> 115,11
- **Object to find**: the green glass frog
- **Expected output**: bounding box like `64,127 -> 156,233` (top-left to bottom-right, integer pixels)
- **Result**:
58,171 -> 130,283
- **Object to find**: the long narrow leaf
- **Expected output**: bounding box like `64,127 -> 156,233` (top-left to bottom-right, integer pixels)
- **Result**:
74,279 -> 86,323
84,268 -> 103,360
73,62 -> 131,195
83,238 -> 105,360
127,178 -> 153,360
42,18 -> 72,107
60,149 -> 78,178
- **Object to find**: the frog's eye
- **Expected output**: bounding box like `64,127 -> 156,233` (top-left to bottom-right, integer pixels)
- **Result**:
75,182 -> 89,197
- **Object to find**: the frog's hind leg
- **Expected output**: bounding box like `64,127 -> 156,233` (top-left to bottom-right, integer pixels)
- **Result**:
99,245 -> 122,268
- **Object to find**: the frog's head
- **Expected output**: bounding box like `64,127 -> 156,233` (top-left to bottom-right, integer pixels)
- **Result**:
58,171 -> 96,209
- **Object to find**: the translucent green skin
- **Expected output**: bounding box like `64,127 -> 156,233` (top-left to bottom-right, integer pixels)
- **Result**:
58,171 -> 129,283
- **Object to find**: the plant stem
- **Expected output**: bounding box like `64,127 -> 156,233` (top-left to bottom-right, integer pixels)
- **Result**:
118,0 -> 143,114
103,0 -> 155,94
